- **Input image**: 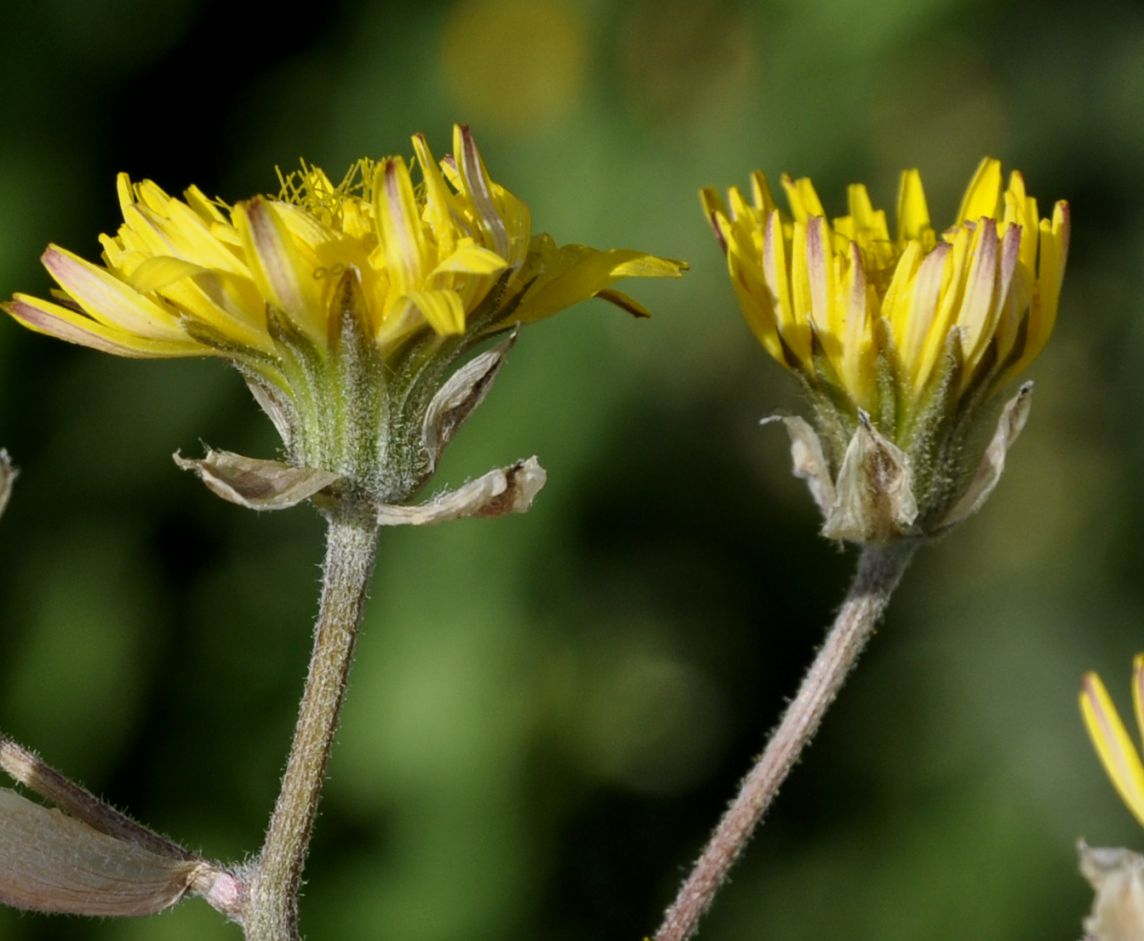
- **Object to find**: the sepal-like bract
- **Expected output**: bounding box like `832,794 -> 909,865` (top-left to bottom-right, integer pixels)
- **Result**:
374,456 -> 546,526
422,331 -> 516,473
174,449 -> 341,511
936,382 -> 1032,530
770,382 -> 1034,543
175,447 -> 547,525
822,412 -> 917,543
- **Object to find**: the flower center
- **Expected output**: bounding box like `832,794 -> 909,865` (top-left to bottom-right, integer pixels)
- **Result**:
275,158 -> 378,227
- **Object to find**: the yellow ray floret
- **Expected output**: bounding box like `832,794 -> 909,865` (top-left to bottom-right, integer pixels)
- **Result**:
1080,656 -> 1144,829
702,159 -> 1070,416
6,125 -> 685,364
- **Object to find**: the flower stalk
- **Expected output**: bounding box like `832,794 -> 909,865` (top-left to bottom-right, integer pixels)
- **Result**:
654,542 -> 916,941
244,503 -> 380,941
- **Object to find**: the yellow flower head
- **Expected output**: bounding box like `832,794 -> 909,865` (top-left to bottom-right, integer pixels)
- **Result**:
702,159 -> 1069,425
6,125 -> 685,500
702,160 -> 1069,542
1081,656 -> 1144,830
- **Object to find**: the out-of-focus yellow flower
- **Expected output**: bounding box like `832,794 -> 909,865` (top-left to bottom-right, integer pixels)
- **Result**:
6,125 -> 685,503
702,159 -> 1069,422
1081,656 -> 1144,830
702,160 -> 1069,543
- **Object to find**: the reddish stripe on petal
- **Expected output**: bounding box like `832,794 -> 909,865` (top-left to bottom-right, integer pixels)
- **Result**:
997,222 -> 1022,300
957,218 -> 1000,364
709,212 -> 728,253
805,216 -> 829,330
5,299 -> 190,358
456,125 -> 509,259
243,200 -> 307,318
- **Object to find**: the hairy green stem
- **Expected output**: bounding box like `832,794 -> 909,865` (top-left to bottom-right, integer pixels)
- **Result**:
654,542 -> 916,941
244,507 -> 379,941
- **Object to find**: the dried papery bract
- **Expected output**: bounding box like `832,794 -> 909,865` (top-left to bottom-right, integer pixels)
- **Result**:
653,161 -> 1071,941
3,124 -> 685,941
173,447 -> 546,525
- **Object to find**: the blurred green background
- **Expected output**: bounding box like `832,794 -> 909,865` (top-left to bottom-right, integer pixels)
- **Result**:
0,0 -> 1137,937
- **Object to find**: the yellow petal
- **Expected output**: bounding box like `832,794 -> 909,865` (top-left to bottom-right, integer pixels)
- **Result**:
4,296 -> 204,358
917,225 -> 971,385
846,184 -> 889,242
610,255 -> 688,278
42,246 -> 186,340
955,219 -> 1001,369
183,183 -> 229,225
402,289 -> 466,335
126,255 -> 208,294
430,241 -> 509,278
750,171 -> 776,214
880,240 -> 924,360
1031,201 -> 1070,346
896,169 -> 931,243
900,243 -> 951,388
125,257 -> 272,353
1081,670 -> 1144,829
839,241 -> 872,400
453,124 -> 510,259
412,133 -> 458,259
987,224 -> 1025,366
998,200 -> 1070,385
803,216 -> 834,342
956,157 -> 1002,223
726,244 -> 785,363
727,185 -> 753,224
376,157 -> 430,297
781,174 -> 825,222
234,198 -> 324,345
700,186 -> 728,221
762,210 -> 794,331
513,244 -> 684,325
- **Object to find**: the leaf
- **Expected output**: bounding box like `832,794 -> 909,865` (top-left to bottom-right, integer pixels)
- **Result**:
938,382 -> 1033,529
